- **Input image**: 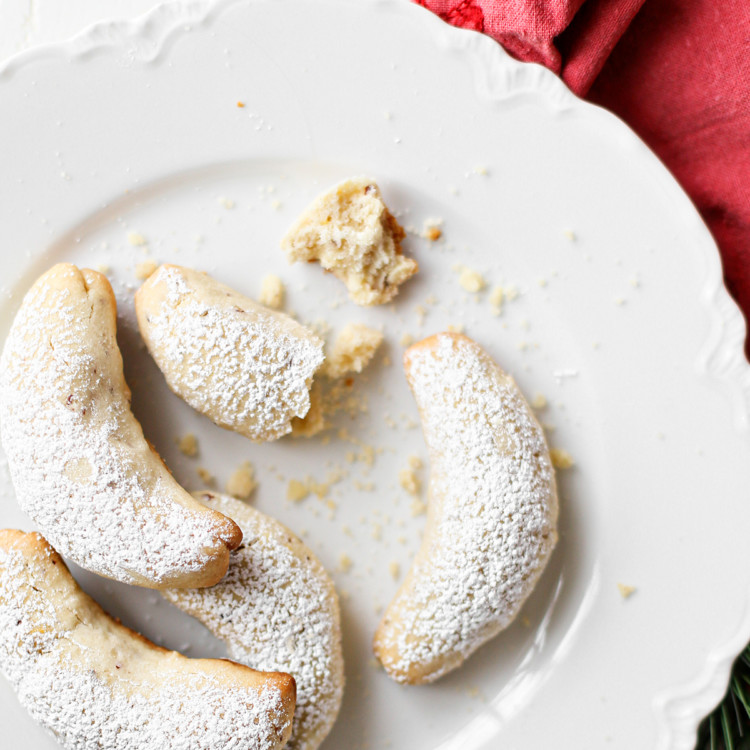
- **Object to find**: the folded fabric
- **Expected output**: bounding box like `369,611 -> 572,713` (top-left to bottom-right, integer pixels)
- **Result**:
417,0 -> 750,354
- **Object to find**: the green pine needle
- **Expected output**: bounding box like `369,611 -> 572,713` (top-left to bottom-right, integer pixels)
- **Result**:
696,644 -> 750,750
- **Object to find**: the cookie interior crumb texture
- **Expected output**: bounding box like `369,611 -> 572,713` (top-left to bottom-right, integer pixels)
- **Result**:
281,177 -> 418,306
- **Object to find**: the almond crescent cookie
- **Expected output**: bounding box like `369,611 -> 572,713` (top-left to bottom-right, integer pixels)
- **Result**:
281,177 -> 418,306
135,264 -> 324,443
0,529 -> 296,750
164,492 -> 344,750
373,332 -> 559,683
0,264 -> 242,588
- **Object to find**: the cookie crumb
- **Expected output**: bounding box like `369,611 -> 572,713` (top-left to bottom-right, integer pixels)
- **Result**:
96,264 -> 110,275
489,285 -> 504,316
226,461 -> 256,500
563,229 -> 576,241
399,468 -> 421,496
287,479 -> 309,503
196,467 -> 214,485
259,274 -> 285,309
531,394 -> 548,410
177,433 -> 198,457
457,266 -> 486,293
421,217 -> 443,241
410,498 -> 428,516
218,197 -> 235,209
408,455 -> 422,470
388,561 -> 401,580
617,583 -> 636,599
324,323 -> 383,378
127,231 -> 147,247
135,259 -> 158,281
400,332 -> 414,347
550,448 -> 574,469
281,177 -> 417,305
338,553 -> 352,573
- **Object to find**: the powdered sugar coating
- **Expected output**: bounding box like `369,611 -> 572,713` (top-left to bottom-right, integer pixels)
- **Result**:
374,332 -> 558,683
164,492 -> 344,750
135,265 -> 324,442
0,530 -> 294,750
0,264 -> 241,589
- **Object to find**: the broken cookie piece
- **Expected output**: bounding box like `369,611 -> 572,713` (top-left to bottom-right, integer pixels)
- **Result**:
281,177 -> 418,306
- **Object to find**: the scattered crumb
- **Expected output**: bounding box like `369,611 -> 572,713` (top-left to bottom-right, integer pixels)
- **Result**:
338,553 -> 352,573
421,217 -> 443,241
259,274 -> 285,309
531,394 -> 548,410
135,259 -> 158,281
473,165 -> 489,176
271,200 -> 282,211
226,461 -> 256,500
400,332 -> 415,347
550,448 -> 574,469
399,468 -> 421,496
388,561 -> 401,580
617,583 -> 636,599
505,286 -> 519,301
371,523 -> 382,541
520,615 -> 532,628
410,498 -> 427,516
489,285 -> 504,315
408,455 -> 422,470
446,323 -> 465,334
287,479 -> 309,502
196,467 -> 214,485
614,297 -> 626,306
96,263 -> 110,275
457,266 -> 486,293
127,231 -> 147,246
563,229 -> 576,241
237,101 -> 245,108
177,433 -> 199,458
466,686 -> 480,698
324,323 -> 383,378
218,197 -> 235,209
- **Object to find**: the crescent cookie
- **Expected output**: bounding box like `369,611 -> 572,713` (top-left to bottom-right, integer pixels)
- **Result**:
135,264 -> 324,442
0,264 -> 242,589
373,332 -> 559,684
281,177 -> 418,306
164,492 -> 344,750
0,529 -> 296,750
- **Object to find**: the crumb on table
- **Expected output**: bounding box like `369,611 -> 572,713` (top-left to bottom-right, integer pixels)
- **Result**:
177,433 -> 199,458
259,274 -> 285,309
226,460 -> 256,500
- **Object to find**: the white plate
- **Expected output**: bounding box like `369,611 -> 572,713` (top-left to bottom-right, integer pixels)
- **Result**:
1,1 -> 750,747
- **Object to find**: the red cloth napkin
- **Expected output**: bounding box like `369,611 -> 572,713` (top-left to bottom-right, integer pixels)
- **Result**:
418,0 -> 750,354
